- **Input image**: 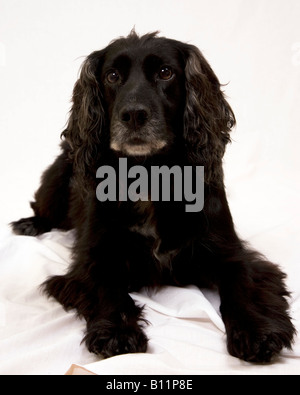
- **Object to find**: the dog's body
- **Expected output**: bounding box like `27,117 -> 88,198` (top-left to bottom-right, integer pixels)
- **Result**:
12,31 -> 295,362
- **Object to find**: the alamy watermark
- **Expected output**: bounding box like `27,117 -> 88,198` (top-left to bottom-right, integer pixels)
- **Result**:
96,158 -> 204,212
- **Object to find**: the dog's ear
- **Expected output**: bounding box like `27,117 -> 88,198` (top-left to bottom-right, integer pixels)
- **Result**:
183,44 -> 235,186
62,50 -> 106,189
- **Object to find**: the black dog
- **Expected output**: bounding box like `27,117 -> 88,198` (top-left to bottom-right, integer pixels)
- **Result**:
12,31 -> 295,362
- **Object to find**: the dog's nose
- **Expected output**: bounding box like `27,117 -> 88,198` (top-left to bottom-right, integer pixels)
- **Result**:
120,106 -> 150,130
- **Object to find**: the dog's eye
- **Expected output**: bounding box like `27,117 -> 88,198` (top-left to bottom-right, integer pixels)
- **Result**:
106,70 -> 120,84
159,66 -> 173,80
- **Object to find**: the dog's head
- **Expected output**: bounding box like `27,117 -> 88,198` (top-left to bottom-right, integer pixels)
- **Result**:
101,32 -> 186,157
63,31 -> 235,186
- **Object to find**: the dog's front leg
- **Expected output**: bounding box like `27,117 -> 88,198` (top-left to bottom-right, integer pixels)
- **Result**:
202,188 -> 296,362
217,248 -> 295,362
82,287 -> 148,357
42,201 -> 148,358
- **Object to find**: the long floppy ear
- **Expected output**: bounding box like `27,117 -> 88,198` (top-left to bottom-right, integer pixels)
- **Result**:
183,44 -> 235,186
62,50 -> 106,189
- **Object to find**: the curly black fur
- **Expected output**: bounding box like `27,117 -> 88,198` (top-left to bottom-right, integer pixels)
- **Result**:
11,31 -> 295,362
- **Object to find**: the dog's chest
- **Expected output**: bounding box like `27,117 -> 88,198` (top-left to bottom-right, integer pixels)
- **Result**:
128,201 -> 177,266
128,200 -> 157,239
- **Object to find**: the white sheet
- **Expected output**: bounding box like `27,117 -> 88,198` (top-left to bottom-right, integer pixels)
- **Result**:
1,0 -> 300,375
0,222 -> 299,375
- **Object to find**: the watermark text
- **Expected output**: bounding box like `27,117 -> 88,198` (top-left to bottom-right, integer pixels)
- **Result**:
96,158 -> 204,212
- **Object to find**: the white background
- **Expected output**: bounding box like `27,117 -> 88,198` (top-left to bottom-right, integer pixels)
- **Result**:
0,0 -> 300,374
0,0 -> 299,234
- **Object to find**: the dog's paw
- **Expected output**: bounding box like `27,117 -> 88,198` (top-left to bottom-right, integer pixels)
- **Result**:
225,318 -> 295,362
84,319 -> 148,358
11,216 -> 50,236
